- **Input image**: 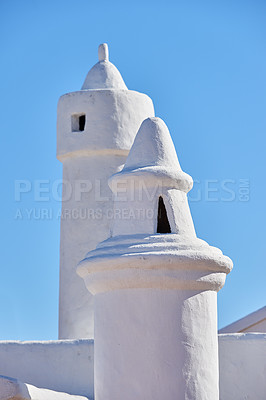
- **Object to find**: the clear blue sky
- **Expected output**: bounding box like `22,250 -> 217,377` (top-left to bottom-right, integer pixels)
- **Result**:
0,0 -> 265,340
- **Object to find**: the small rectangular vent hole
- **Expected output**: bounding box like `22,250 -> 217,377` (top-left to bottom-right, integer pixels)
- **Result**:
71,114 -> 86,132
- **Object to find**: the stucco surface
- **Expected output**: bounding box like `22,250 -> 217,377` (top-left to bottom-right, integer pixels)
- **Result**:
57,44 -> 154,339
0,340 -> 93,399
219,333 -> 266,400
81,43 -> 127,90
93,289 -> 220,400
78,116 -> 232,400
0,375 -> 88,400
0,335 -> 265,399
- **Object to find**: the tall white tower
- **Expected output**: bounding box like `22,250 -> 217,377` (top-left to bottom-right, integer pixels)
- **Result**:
57,44 -> 154,339
78,117 -> 233,400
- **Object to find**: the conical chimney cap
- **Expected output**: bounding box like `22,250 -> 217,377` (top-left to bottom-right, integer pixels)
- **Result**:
109,117 -> 193,193
124,117 -> 181,170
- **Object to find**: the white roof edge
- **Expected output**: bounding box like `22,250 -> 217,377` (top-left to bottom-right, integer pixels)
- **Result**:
218,332 -> 266,340
219,306 -> 266,333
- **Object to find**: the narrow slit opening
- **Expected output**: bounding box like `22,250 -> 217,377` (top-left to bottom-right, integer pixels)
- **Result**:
79,114 -> 86,131
157,196 -> 171,233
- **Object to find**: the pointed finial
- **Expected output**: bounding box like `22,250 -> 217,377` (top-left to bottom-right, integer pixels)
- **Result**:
98,43 -> 109,62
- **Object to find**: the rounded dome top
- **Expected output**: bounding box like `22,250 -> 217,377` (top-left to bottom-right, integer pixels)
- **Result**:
81,43 -> 128,90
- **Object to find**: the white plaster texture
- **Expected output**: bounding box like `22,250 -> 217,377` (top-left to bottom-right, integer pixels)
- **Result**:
92,289 -> 220,400
57,44 -> 154,339
0,376 -> 88,400
219,333 -> 266,400
81,43 -> 127,90
0,340 -> 93,399
108,117 -> 195,238
0,335 -> 265,400
0,38 -> 263,400
78,117 -> 233,400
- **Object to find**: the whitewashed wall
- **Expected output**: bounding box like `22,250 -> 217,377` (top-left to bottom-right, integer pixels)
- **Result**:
0,334 -> 264,399
219,333 -> 266,400
0,340 -> 94,399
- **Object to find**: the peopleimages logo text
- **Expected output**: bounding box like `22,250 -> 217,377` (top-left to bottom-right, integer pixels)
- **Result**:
14,178 -> 250,203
